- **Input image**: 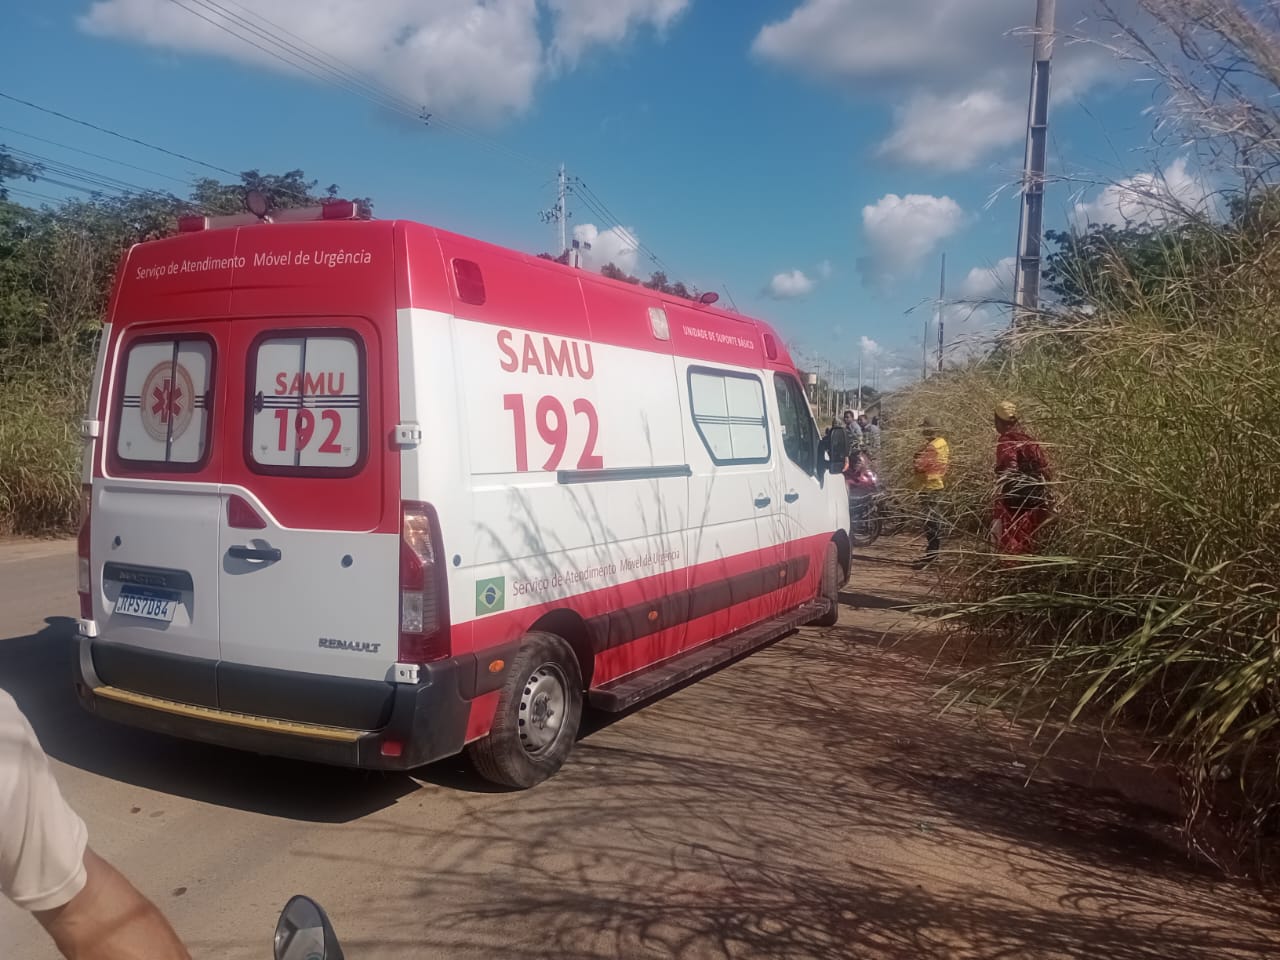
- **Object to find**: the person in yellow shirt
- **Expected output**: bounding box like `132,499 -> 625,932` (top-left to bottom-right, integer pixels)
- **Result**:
912,417 -> 950,565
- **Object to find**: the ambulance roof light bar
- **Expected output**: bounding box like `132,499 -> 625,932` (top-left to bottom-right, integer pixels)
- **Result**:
177,199 -> 366,233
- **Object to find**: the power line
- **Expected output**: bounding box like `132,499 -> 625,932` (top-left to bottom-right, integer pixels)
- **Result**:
6,187 -> 66,205
0,91 -> 237,177
5,147 -> 175,198
0,125 -> 192,186
571,177 -> 668,271
162,0 -> 414,121
170,0 -> 550,173
159,0 -> 666,273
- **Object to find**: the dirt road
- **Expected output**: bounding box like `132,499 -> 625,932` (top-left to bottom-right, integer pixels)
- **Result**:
1,538 -> 1275,959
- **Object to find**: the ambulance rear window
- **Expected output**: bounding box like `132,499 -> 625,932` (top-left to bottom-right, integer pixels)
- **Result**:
247,332 -> 365,475
114,337 -> 214,469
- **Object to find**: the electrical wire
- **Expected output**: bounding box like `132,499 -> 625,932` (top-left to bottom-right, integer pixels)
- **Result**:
0,126 -> 192,185
571,177 -> 668,270
172,0 -> 550,172
6,186 -> 66,205
0,91 -> 237,176
5,147 -> 176,198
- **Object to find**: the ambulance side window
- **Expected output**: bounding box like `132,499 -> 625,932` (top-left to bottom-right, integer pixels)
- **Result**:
773,373 -> 818,476
688,367 -> 770,465
247,333 -> 365,475
114,336 -> 214,469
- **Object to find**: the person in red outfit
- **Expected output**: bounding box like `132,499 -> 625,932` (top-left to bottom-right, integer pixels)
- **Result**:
992,401 -> 1053,555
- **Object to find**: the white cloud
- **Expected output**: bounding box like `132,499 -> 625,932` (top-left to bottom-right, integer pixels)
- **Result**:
877,90 -> 1024,171
79,0 -> 689,120
959,256 -> 1016,301
765,269 -> 815,299
547,0 -> 689,64
860,335 -> 880,356
817,259 -> 833,278
1070,157 -> 1213,229
574,222 -> 641,276
753,0 -> 1135,171
858,193 -> 966,287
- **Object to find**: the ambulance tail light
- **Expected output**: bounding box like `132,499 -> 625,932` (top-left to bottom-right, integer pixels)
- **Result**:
399,502 -> 450,663
77,486 -> 92,619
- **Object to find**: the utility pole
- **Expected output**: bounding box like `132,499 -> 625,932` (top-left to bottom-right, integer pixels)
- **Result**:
857,347 -> 863,413
936,253 -> 947,373
557,163 -> 568,257
921,315 -> 929,382
1013,0 -> 1056,326
539,163 -> 570,257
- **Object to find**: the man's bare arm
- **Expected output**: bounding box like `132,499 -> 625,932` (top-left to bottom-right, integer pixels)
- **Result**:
35,847 -> 190,960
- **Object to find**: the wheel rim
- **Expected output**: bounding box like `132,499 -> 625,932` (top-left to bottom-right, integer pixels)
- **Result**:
518,663 -> 568,756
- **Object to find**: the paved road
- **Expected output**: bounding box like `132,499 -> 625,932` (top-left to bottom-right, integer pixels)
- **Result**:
1,539 -> 1277,959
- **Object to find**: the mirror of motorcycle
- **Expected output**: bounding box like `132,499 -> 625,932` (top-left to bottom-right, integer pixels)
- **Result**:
274,896 -> 345,960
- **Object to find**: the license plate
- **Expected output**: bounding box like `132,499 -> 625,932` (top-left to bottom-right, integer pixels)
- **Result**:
115,587 -> 179,623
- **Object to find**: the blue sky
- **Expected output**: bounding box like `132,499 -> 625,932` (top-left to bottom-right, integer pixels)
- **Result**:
2,1 -> 1187,388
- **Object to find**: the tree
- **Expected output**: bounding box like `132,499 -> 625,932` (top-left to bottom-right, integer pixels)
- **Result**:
600,262 -> 639,284
0,168 -> 374,364
190,169 -> 372,215
536,258 -> 701,300
0,148 -> 39,202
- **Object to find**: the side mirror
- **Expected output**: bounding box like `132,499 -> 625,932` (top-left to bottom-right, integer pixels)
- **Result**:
274,896 -> 345,960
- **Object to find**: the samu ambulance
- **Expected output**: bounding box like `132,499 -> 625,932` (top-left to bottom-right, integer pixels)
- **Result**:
74,198 -> 851,787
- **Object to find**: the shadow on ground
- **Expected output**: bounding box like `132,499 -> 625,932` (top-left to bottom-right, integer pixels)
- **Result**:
0,617 -> 418,822
284,540 -> 1279,959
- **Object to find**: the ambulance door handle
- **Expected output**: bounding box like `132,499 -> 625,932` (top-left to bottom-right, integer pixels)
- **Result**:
754,495 -> 771,509
784,491 -> 800,503
228,545 -> 282,563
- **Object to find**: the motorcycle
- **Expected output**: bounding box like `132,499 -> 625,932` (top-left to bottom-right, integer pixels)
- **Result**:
845,449 -> 884,547
274,896 -> 345,960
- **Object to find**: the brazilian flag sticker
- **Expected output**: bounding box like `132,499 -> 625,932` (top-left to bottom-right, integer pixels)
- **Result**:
475,576 -> 506,616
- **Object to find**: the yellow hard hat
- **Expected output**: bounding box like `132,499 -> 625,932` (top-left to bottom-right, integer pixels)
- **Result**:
994,400 -> 1018,422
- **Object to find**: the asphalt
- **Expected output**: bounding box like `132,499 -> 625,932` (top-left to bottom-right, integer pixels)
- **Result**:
1,538 -> 1276,959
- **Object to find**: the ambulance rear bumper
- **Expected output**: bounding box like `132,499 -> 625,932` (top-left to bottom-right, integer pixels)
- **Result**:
72,635 -> 485,770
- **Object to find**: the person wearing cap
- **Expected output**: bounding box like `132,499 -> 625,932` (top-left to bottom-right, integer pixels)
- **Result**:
992,400 -> 1053,555
911,417 -> 950,565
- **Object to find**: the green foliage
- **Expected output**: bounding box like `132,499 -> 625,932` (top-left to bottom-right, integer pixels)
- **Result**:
891,206 -> 1280,871
0,148 -> 40,202
190,169 -> 372,216
535,257 -> 700,300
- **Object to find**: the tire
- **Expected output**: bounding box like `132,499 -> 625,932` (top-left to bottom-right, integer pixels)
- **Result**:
810,541 -> 841,627
467,631 -> 583,789
849,499 -> 883,547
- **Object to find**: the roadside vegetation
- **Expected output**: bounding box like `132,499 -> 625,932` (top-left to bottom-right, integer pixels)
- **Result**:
884,0 -> 1280,876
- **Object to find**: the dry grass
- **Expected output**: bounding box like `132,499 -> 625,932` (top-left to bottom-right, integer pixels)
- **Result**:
884,232 -> 1280,876
0,351 -> 91,536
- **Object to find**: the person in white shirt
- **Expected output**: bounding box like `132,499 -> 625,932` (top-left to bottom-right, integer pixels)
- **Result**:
1,689 -> 189,959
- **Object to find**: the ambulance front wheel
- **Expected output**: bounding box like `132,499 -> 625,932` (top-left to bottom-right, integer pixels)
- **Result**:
467,631 -> 584,789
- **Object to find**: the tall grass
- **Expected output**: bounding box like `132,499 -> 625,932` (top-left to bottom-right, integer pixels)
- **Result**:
886,231 -> 1280,873
0,350 -> 91,536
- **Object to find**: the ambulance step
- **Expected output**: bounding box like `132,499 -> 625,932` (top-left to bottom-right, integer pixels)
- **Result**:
588,599 -> 830,712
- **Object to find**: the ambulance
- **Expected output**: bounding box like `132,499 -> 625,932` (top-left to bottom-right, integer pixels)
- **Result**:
74,198 -> 851,788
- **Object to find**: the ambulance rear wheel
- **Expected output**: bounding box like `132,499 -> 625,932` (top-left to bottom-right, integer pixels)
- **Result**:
467,631 -> 583,789
811,541 -> 841,627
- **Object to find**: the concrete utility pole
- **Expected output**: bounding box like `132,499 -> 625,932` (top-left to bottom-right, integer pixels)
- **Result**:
557,163 -> 568,257
857,348 -> 863,413
1012,0 -> 1056,324
936,253 -> 947,373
